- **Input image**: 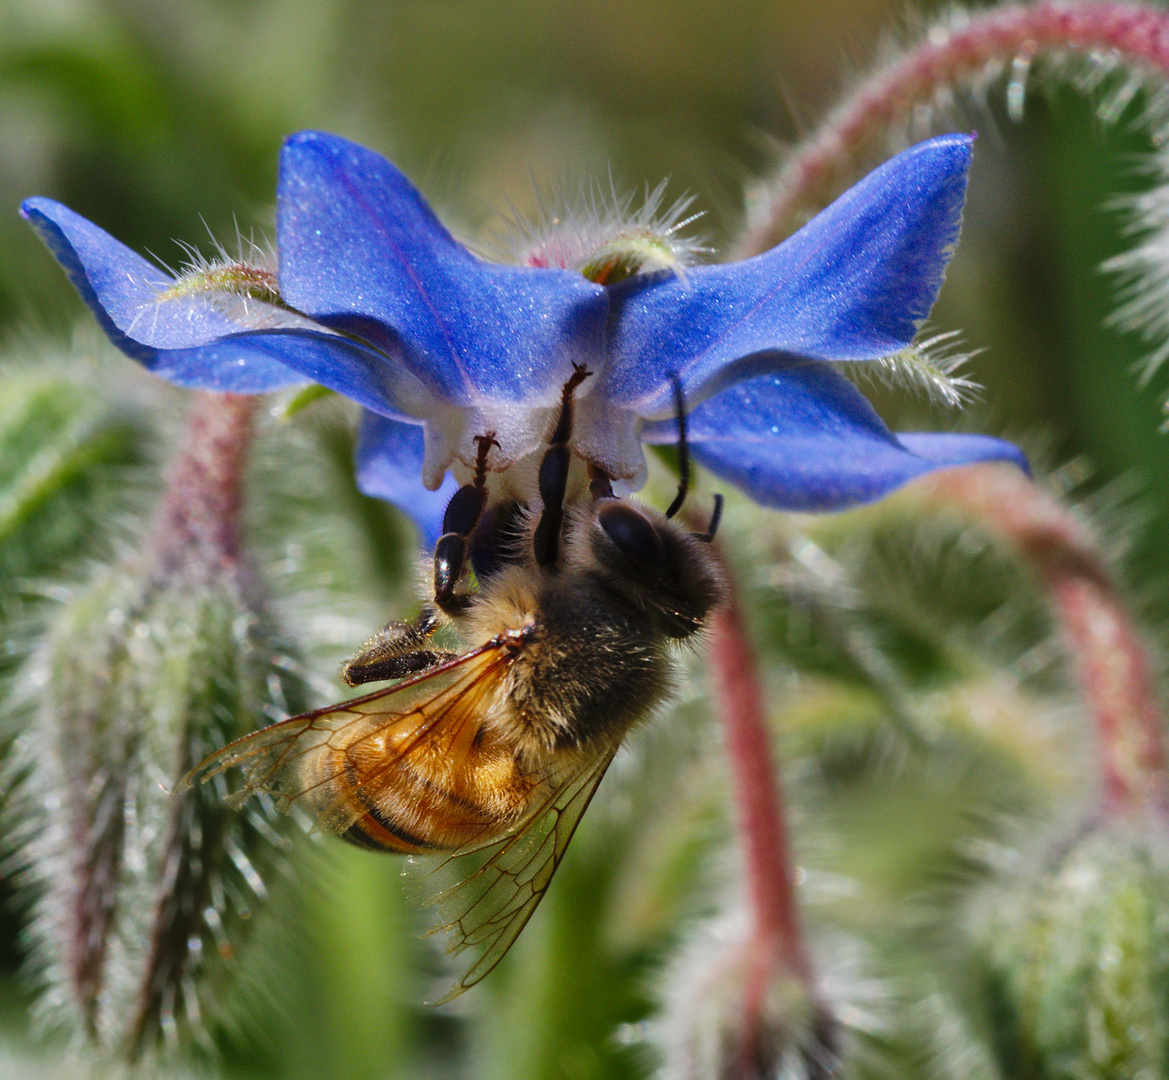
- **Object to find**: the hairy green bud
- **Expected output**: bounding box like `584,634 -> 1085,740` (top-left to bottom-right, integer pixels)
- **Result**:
970,822 -> 1169,1079
15,556 -> 308,1060
651,910 -> 846,1080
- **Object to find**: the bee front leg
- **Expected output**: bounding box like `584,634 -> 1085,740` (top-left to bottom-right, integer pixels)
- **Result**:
533,363 -> 592,568
432,433 -> 499,617
341,605 -> 457,686
349,431 -> 499,688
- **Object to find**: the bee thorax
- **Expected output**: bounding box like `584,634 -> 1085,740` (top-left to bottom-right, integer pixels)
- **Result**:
480,575 -> 673,761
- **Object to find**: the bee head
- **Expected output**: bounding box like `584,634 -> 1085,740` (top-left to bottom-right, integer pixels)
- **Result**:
586,498 -> 725,640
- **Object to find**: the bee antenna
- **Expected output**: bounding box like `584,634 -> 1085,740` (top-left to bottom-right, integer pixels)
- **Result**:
664,374 -> 689,520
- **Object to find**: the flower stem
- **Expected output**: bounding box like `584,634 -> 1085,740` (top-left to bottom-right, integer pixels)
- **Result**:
736,0 -> 1169,257
150,391 -> 258,578
709,556 -> 815,1069
917,464 -> 1169,818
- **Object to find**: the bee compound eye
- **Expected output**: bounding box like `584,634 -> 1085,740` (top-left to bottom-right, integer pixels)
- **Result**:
598,502 -> 663,565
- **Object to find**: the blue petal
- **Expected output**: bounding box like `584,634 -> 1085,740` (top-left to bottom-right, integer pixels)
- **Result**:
603,134 -> 973,416
21,197 -> 392,394
277,132 -> 609,410
354,411 -> 459,548
642,361 -> 1026,510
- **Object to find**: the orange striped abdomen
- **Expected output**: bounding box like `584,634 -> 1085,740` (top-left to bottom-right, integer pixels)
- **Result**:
322,720 -> 543,854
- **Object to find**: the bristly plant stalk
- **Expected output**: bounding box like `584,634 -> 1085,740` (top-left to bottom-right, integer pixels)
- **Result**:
709,554 -> 825,1075
918,463 -> 1169,819
150,391 -> 257,577
20,387 -> 310,1061
122,390 -> 260,1058
737,1 -> 1169,257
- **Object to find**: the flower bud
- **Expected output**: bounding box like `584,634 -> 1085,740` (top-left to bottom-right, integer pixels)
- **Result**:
651,909 -> 845,1080
969,819 -> 1169,1078
515,178 -> 707,284
15,554 -> 308,1060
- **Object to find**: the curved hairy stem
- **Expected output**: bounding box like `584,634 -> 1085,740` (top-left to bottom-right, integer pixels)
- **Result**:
737,1 -> 1169,257
918,463 -> 1169,818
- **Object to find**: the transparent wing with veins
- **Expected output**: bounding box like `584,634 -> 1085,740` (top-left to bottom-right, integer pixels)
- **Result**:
181,630 -> 618,997
180,636 -> 521,837
406,744 -> 619,1003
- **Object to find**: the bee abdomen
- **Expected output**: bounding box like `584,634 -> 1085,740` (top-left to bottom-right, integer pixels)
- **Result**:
328,744 -> 538,855
343,799 -> 444,850
343,811 -> 436,853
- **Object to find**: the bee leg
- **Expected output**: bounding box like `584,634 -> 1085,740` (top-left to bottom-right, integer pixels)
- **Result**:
533,363 -> 593,568
433,433 -> 499,617
341,605 -> 458,686
350,428 -> 502,684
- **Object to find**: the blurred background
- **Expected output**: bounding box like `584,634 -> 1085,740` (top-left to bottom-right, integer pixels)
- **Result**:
2,0 -> 1167,1077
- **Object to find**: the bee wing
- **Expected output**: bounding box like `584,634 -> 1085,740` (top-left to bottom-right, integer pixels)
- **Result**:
408,744 -> 620,1004
184,627 -> 615,1000
179,637 -> 517,835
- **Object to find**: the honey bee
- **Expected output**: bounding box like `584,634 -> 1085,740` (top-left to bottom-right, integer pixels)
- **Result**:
184,365 -> 725,1000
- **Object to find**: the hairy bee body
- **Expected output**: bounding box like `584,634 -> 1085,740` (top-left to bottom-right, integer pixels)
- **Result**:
187,374 -> 726,998
326,502 -> 717,856
461,563 -> 672,756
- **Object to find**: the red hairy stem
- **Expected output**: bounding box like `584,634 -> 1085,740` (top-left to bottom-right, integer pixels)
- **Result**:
150,391 -> 258,576
710,562 -> 816,1070
736,1 -> 1169,256
917,463 -> 1169,818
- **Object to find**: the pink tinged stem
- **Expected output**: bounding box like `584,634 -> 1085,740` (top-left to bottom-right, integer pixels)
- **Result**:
59,391 -> 259,1042
736,1 -> 1169,256
128,391 -> 259,1057
150,391 -> 258,576
710,562 -> 816,1071
918,464 -> 1169,818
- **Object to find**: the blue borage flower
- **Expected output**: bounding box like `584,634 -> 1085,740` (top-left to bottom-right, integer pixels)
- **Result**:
22,131 -> 1024,543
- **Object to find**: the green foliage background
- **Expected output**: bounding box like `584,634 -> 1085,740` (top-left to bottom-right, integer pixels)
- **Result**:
2,0 -> 1168,1077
